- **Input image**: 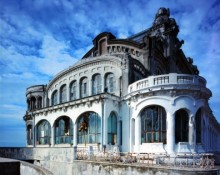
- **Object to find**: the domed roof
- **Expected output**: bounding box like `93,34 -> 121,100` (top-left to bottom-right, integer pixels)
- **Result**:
156,7 -> 170,18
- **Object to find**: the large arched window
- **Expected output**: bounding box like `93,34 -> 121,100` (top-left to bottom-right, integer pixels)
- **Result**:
27,125 -> 33,145
51,90 -> 58,106
77,112 -> 101,144
92,74 -> 102,95
141,106 -> 166,143
60,85 -> 67,103
195,108 -> 202,144
55,116 -> 73,144
105,73 -> 115,93
70,80 -> 77,100
80,77 -> 88,98
108,112 -> 117,145
175,109 -> 189,143
36,120 -> 51,145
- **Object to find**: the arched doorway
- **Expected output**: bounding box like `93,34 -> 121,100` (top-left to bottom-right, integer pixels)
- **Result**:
175,109 -> 189,143
54,116 -> 73,144
77,112 -> 101,144
140,105 -> 166,143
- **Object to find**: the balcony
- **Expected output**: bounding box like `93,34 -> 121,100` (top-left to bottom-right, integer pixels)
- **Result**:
128,73 -> 211,96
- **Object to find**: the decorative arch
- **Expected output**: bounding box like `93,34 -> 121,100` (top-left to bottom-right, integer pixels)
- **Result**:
134,96 -> 169,118
36,120 -> 51,145
92,73 -> 102,95
140,105 -> 166,143
173,95 -> 196,107
108,111 -> 117,145
175,109 -> 189,143
54,116 -> 73,144
77,111 -> 101,144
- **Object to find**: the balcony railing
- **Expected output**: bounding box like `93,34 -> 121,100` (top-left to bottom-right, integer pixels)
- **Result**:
128,73 -> 207,93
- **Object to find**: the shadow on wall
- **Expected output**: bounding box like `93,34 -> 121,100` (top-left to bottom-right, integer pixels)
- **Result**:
0,157 -> 53,175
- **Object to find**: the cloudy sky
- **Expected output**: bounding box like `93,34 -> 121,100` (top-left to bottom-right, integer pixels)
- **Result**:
0,0 -> 219,147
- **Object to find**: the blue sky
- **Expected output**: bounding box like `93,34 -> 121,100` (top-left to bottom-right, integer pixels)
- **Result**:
0,0 -> 219,147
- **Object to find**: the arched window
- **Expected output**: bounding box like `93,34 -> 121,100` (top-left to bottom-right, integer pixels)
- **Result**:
60,85 -> 67,103
55,116 -> 73,144
175,109 -> 189,143
30,96 -> 36,110
105,73 -> 115,93
80,77 -> 88,98
27,99 -> 31,111
51,90 -> 58,106
77,112 -> 101,144
108,112 -> 117,145
27,125 -> 33,145
70,80 -> 77,100
36,120 -> 51,145
37,96 -> 42,109
92,74 -> 102,95
196,108 -> 202,144
141,106 -> 166,143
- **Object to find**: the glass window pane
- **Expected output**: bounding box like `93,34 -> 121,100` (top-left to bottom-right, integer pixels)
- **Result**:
141,106 -> 166,143
60,85 -> 67,103
70,81 -> 77,100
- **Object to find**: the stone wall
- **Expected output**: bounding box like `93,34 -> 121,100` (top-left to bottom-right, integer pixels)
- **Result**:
0,147 -> 219,175
0,147 -> 75,163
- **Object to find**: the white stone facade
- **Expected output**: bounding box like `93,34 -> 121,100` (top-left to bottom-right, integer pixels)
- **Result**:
24,8 -> 220,156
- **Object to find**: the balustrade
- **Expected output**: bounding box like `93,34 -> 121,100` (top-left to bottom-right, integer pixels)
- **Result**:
128,73 -> 207,93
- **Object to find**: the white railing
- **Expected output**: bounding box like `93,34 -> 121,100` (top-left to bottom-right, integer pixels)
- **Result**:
128,73 -> 207,93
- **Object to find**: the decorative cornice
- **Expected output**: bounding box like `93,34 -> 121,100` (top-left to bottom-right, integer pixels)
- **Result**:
27,93 -> 120,117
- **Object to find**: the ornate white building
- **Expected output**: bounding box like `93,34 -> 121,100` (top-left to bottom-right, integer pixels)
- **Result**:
24,8 -> 220,155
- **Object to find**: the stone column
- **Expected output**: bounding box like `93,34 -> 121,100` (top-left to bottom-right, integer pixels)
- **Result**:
74,123 -> 77,147
88,76 -> 92,96
31,100 -> 33,110
51,126 -> 54,146
57,89 -> 60,104
103,114 -> 108,146
135,116 -> 141,152
66,85 -> 70,102
189,115 -> 195,153
36,98 -> 39,109
117,120 -> 121,145
167,112 -> 175,154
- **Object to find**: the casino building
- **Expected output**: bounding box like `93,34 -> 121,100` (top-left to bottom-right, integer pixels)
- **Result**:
23,8 -> 220,155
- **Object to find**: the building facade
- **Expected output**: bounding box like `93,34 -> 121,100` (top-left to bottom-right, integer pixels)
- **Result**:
23,8 -> 220,155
